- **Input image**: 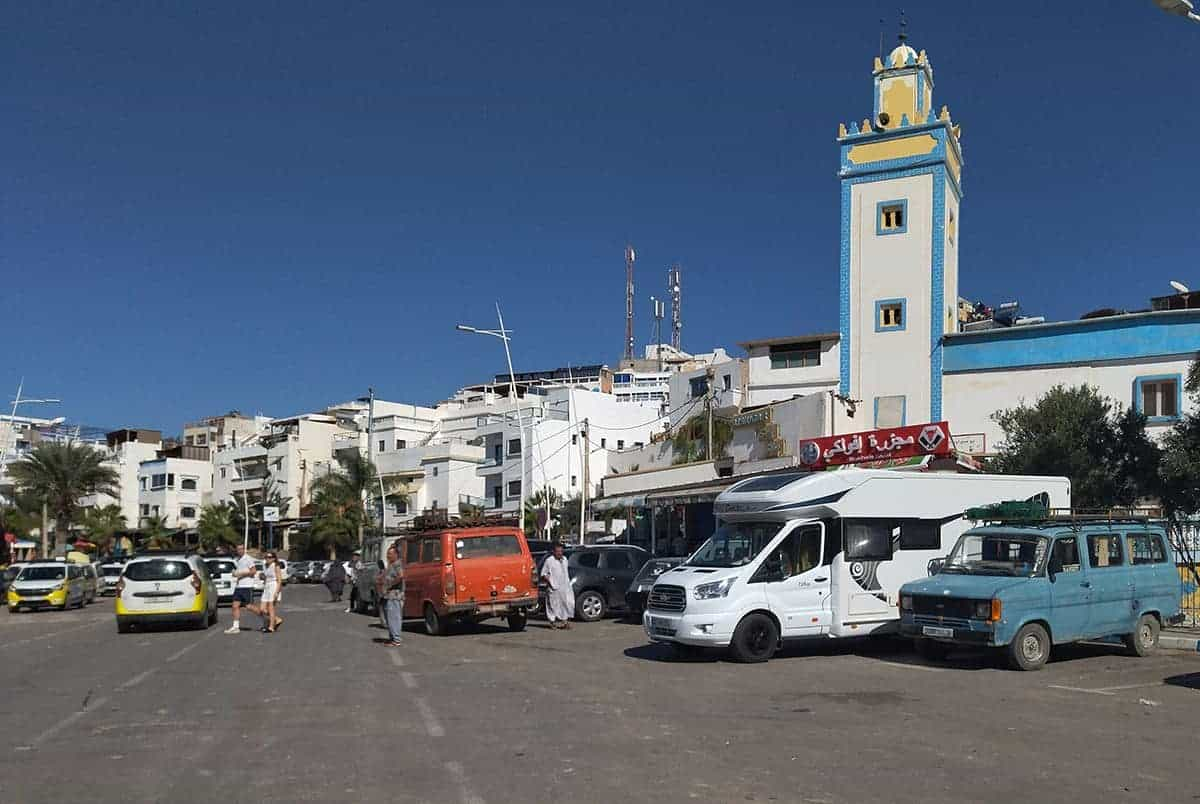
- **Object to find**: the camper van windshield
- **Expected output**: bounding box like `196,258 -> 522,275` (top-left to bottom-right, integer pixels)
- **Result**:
687,522 -> 782,568
942,531 -> 1049,577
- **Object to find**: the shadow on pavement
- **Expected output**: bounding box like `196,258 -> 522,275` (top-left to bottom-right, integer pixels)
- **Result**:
1164,672 -> 1200,690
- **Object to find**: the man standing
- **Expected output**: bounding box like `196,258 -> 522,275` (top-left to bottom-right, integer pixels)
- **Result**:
224,544 -> 258,634
378,542 -> 405,646
540,542 -> 574,629
344,551 -> 361,614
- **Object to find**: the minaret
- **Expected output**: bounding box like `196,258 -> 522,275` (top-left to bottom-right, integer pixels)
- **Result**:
836,34 -> 963,428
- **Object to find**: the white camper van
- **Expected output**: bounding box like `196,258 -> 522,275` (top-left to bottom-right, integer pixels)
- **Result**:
642,469 -> 1070,662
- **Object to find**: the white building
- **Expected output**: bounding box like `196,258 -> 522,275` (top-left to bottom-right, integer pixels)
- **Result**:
738,334 -> 841,407
183,411 -> 268,452
79,429 -> 164,530
667,357 -> 746,428
136,448 -> 212,529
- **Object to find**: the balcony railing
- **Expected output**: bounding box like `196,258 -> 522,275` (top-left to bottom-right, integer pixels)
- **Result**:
458,494 -> 488,511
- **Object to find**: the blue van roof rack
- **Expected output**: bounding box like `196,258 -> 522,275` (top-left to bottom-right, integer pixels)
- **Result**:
966,501 -> 1161,527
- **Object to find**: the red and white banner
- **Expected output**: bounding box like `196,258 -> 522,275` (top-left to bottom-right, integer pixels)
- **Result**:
798,421 -> 952,470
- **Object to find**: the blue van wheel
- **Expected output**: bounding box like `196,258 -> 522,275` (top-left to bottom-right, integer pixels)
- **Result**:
1007,623 -> 1050,671
1124,615 -> 1159,657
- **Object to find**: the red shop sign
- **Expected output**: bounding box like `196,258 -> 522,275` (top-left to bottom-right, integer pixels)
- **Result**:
798,421 -> 952,470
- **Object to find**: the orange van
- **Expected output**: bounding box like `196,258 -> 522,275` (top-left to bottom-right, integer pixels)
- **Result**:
402,525 -> 537,635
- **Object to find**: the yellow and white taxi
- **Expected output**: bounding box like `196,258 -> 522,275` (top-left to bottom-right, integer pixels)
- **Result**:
7,560 -> 87,612
115,553 -> 219,633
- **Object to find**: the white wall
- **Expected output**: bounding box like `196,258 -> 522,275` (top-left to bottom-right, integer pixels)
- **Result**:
744,341 -> 840,406
137,456 -> 212,529
849,172 -> 934,427
943,355 -> 1196,456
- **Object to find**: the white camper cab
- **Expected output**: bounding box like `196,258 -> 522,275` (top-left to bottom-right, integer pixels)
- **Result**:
642,469 -> 1070,662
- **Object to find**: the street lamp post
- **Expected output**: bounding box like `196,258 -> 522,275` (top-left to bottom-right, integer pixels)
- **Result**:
2,380 -> 62,558
458,304 -> 525,521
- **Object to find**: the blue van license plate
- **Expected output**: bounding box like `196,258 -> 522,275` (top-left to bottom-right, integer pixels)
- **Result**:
922,625 -> 954,638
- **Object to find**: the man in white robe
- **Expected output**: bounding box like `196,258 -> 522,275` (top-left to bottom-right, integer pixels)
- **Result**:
540,542 -> 575,629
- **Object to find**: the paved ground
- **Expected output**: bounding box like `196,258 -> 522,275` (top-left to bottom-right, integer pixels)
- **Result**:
2,585 -> 1199,803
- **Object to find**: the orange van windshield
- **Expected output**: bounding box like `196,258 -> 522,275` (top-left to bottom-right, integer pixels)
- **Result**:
455,535 -> 522,559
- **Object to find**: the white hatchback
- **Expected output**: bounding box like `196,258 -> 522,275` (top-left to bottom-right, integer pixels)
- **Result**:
115,554 -> 219,633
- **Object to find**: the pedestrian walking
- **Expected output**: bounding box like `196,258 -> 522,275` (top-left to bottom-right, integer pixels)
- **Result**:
324,558 -> 347,602
540,541 -> 574,629
224,544 -> 258,634
378,542 -> 405,646
344,551 -> 362,614
259,552 -> 283,633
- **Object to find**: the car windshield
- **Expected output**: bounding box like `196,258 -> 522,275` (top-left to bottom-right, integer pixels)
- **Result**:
205,561 -> 235,575
124,560 -> 192,581
102,566 -> 123,576
18,566 -> 65,581
636,559 -> 679,581
3,567 -> 21,580
686,521 -> 783,568
942,531 -> 1049,577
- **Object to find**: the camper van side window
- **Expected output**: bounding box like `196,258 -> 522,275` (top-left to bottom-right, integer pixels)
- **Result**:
844,519 -> 894,562
822,523 -> 841,567
898,520 -> 941,550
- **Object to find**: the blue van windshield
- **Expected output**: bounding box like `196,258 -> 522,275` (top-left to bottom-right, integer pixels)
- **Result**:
943,531 -> 1049,577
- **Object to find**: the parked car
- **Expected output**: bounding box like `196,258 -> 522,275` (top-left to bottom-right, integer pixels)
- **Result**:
625,557 -> 686,616
1,563 -> 26,596
901,513 -> 1182,670
402,525 -> 538,635
99,561 -> 125,595
203,558 -> 238,604
6,561 -> 88,612
540,545 -> 649,622
116,553 -> 219,633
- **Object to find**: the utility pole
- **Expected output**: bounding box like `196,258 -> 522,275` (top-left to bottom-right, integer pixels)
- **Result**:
579,417 -> 588,544
41,499 -> 49,559
706,380 -> 714,461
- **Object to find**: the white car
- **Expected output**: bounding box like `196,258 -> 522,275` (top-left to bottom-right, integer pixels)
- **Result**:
115,554 -> 219,633
203,558 -> 237,605
99,561 -> 125,595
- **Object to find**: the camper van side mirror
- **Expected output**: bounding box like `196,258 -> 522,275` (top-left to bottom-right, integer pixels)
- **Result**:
927,558 -> 945,576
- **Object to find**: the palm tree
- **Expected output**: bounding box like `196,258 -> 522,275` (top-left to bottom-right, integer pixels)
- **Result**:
670,411 -> 734,465
79,504 -> 126,554
198,503 -> 239,552
227,473 -> 291,550
309,452 -> 410,550
9,441 -> 120,555
523,487 -> 564,537
139,514 -> 174,550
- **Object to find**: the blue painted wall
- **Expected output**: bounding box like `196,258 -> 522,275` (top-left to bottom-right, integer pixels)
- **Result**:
943,311 -> 1200,372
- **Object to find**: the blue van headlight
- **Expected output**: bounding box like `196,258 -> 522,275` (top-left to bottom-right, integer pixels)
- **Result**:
972,600 -> 991,620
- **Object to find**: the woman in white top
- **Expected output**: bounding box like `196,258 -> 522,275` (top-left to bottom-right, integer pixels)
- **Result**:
260,552 -> 283,633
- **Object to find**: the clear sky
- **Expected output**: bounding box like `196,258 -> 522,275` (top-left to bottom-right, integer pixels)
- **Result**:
5,2 -> 1198,432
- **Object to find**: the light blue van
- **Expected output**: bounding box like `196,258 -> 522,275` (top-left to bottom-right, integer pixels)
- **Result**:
899,512 -> 1181,670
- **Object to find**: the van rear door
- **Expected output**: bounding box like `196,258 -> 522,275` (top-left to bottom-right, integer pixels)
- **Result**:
451,531 -> 532,605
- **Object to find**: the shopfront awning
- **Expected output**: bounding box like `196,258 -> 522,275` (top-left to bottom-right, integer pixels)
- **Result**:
645,481 -> 737,507
590,494 -> 647,512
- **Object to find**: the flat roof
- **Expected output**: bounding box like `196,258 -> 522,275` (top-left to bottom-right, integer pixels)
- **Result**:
737,333 -> 840,349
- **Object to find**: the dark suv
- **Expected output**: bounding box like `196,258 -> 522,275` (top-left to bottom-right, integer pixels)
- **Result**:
562,545 -> 650,622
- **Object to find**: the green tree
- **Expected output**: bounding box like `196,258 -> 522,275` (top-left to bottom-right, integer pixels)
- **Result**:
139,514 -> 174,550
671,410 -> 733,465
308,452 -> 409,552
228,474 -> 291,550
198,503 -> 239,552
79,504 -> 126,554
989,385 -> 1159,509
9,441 -> 120,554
523,487 -> 564,537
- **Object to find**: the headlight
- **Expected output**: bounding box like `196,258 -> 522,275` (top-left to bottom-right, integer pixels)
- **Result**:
900,595 -> 912,611
693,577 -> 736,600
972,600 -> 991,620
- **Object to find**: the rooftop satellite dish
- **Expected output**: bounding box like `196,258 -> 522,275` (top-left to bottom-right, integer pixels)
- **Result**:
1170,280 -> 1190,294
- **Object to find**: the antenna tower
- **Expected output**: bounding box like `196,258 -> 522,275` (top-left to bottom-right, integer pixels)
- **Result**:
650,296 -> 665,372
669,264 -> 682,352
624,245 -> 636,362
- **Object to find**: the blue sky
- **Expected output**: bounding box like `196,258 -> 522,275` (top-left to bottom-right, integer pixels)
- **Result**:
4,2 -> 1197,432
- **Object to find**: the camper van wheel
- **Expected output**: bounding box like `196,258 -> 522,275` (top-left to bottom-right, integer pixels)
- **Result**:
915,639 -> 951,662
729,613 -> 779,663
507,611 -> 527,632
1124,615 -> 1160,657
1007,623 -> 1050,671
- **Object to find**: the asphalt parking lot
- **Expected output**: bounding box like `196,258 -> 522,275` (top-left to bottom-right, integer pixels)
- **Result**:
2,585 -> 1198,803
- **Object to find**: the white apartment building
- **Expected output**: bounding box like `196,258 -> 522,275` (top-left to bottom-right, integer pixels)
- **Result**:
183,411 -> 268,452
78,429 -> 165,530
136,448 -> 212,529
667,358 -> 747,428
738,334 -> 841,407
211,413 -> 338,526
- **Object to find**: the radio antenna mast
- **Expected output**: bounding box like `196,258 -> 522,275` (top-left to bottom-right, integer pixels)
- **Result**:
624,245 -> 636,362
669,264 -> 682,352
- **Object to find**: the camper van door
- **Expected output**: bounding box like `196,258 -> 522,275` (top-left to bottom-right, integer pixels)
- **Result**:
758,521 -> 830,637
